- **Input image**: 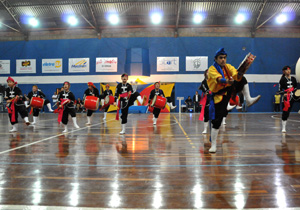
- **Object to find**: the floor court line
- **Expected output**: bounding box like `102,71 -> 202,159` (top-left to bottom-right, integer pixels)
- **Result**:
0,205 -> 299,210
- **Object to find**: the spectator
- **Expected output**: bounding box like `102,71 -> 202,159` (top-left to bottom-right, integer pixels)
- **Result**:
185,96 -> 193,112
52,91 -> 58,104
193,91 -> 201,112
274,92 -> 281,112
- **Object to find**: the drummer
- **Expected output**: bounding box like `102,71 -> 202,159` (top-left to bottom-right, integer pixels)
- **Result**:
27,85 -> 54,125
102,84 -> 113,120
58,81 -> 80,133
279,65 -> 299,133
83,82 -> 100,125
207,48 -> 256,153
4,77 -> 30,132
113,73 -> 147,134
148,82 -> 166,125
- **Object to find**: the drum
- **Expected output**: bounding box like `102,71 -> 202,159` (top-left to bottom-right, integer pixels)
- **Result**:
150,95 -> 167,109
295,57 -> 300,83
237,52 -> 256,74
30,97 -> 44,109
84,96 -> 99,111
295,89 -> 300,97
104,95 -> 115,105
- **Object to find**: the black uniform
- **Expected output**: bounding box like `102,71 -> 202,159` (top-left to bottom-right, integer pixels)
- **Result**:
149,89 -> 165,118
279,76 -> 299,121
83,87 -> 100,117
193,93 -> 201,112
27,90 -> 51,117
4,86 -> 28,125
102,89 -> 113,112
115,83 -> 141,124
199,79 -> 211,122
58,90 -> 76,125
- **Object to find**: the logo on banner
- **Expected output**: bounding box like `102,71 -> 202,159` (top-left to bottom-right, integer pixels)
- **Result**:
22,61 -> 31,67
96,59 -> 117,65
193,58 -> 201,69
72,60 -> 87,68
43,61 -> 62,68
159,58 -> 177,65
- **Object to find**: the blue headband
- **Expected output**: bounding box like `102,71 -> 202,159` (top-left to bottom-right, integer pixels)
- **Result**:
215,48 -> 227,58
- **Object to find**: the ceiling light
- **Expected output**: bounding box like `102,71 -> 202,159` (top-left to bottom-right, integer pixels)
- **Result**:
151,12 -> 162,25
67,16 -> 78,26
108,14 -> 119,25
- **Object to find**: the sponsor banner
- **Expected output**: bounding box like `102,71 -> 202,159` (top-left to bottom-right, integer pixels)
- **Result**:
0,60 -> 10,74
96,57 -> 118,72
16,59 -> 36,74
42,59 -> 63,73
157,57 -> 179,72
186,56 -> 208,71
69,58 -> 90,73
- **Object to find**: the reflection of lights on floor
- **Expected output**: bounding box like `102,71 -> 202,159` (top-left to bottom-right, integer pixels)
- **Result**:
152,191 -> 162,209
109,191 -> 121,208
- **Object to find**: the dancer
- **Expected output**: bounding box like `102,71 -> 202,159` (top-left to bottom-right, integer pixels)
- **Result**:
58,81 -> 80,133
102,84 -> 113,120
113,73 -> 147,134
4,77 -> 30,132
27,85 -> 54,125
279,65 -> 299,133
148,82 -> 166,125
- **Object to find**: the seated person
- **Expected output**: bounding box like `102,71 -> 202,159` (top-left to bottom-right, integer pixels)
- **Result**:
185,96 -> 193,112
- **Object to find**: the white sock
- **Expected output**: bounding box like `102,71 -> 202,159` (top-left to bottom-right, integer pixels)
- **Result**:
86,116 -> 91,125
209,128 -> 219,153
167,102 -> 176,109
120,124 -> 126,134
242,84 -> 261,107
222,117 -> 226,125
103,112 -> 107,120
47,103 -> 54,112
282,120 -> 287,133
153,118 -> 157,125
9,124 -> 17,132
202,122 -> 209,134
32,116 -> 38,125
62,124 -> 68,133
137,96 -> 143,105
72,117 -> 80,129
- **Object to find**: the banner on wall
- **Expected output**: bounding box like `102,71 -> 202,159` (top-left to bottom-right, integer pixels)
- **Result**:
186,56 -> 208,71
0,60 -> 10,74
42,59 -> 63,73
96,57 -> 118,72
16,59 -> 36,74
69,58 -> 89,73
157,57 -> 179,72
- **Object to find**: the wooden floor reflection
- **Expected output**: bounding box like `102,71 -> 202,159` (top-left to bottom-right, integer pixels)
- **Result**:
0,112 -> 300,209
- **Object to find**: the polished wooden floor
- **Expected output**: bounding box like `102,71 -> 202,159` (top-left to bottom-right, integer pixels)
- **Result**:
0,112 -> 300,210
